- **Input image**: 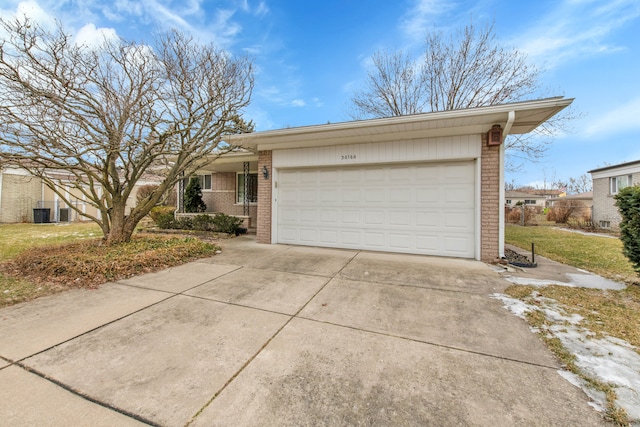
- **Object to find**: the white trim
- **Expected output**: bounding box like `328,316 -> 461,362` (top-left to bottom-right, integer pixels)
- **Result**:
475,158 -> 481,261
271,167 -> 278,244
228,98 -> 573,151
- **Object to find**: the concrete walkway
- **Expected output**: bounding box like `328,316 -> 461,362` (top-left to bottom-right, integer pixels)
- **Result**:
0,236 -> 608,426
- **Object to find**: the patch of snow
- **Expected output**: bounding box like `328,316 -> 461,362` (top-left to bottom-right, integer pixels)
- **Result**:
494,293 -> 640,423
502,273 -> 625,290
490,293 -> 531,319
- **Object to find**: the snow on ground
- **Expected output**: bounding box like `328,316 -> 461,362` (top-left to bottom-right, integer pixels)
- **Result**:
492,292 -> 640,423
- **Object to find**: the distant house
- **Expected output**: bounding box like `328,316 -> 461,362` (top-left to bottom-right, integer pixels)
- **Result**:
547,191 -> 593,208
0,166 -> 160,224
588,160 -> 640,229
505,191 -> 547,208
519,188 -> 567,199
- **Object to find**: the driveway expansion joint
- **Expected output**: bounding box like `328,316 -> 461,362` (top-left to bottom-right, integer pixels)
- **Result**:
186,250 -> 363,425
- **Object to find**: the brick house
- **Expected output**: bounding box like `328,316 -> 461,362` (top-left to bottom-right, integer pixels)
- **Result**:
0,166 -> 159,223
193,97 -> 571,262
588,160 -> 640,230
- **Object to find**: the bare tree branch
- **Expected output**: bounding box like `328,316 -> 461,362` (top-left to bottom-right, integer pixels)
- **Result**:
0,17 -> 254,243
349,22 -> 574,165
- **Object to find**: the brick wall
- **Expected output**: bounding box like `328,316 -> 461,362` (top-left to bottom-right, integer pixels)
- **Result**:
592,173 -> 640,230
257,151 -> 272,243
200,172 -> 257,227
0,172 -> 42,223
480,142 -> 500,262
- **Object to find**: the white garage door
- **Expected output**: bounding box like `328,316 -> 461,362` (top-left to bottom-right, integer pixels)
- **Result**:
276,161 -> 476,258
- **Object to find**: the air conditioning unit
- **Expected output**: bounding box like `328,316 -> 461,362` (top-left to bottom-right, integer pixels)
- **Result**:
59,208 -> 70,222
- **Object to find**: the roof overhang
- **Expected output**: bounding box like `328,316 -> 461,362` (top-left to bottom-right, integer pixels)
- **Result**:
227,97 -> 574,151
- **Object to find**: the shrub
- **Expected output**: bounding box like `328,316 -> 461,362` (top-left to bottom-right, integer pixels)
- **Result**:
505,206 -> 536,225
136,184 -> 159,205
614,186 -> 640,275
212,213 -> 243,234
192,214 -> 215,231
547,199 -> 585,224
149,206 -> 176,228
184,177 -> 207,213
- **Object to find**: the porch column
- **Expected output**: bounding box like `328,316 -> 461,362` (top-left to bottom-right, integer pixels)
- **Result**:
257,150 -> 272,244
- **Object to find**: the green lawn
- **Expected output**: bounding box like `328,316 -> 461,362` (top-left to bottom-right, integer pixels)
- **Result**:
0,222 -> 101,262
505,225 -> 637,283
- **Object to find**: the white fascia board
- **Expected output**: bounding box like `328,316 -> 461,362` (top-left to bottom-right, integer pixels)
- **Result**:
228,97 -> 573,151
590,162 -> 640,179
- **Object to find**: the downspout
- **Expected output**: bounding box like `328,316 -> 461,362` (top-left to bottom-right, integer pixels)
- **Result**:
499,111 -> 515,258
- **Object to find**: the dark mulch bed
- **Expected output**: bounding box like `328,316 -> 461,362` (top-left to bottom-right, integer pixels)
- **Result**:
505,248 -> 537,268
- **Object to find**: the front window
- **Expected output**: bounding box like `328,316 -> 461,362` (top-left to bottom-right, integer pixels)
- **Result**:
199,174 -> 212,191
237,173 -> 257,203
524,199 -> 537,205
610,175 -> 632,195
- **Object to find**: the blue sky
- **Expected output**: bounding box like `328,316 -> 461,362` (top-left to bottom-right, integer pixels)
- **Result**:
1,0 -> 639,187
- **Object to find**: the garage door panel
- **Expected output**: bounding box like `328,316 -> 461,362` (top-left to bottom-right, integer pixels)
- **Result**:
364,232 -> 385,247
277,161 -> 475,258
415,187 -> 440,203
299,209 -> 316,223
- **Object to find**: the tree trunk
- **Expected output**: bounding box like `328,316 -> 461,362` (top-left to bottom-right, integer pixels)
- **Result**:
105,200 -> 133,244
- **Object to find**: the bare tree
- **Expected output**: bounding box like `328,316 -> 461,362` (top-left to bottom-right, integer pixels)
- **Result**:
0,17 -> 254,243
567,174 -> 593,194
349,22 -> 573,165
350,49 -> 428,118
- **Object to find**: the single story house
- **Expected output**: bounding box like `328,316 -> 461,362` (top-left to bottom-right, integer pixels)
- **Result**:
191,97 -> 572,262
588,160 -> 640,229
0,166 -> 159,224
505,191 -> 547,208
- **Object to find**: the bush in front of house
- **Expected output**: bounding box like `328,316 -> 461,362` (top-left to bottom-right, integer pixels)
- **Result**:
150,206 -> 176,228
184,177 -> 207,213
150,210 -> 242,235
212,213 -> 244,234
615,186 -> 640,275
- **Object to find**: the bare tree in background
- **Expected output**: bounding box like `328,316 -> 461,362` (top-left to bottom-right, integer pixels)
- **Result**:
349,22 -> 575,168
351,49 -> 428,117
0,17 -> 254,243
567,174 -> 593,194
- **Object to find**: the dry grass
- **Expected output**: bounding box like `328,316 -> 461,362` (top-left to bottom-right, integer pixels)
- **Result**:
0,232 -> 219,308
505,284 -> 640,425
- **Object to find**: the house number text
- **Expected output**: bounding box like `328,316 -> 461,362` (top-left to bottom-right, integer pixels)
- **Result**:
341,154 -> 356,160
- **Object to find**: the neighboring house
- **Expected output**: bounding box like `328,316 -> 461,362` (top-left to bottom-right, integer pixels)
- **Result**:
0,166 -> 159,224
547,191 -> 593,208
520,188 -> 566,199
505,191 -> 547,208
208,97 -> 572,262
588,160 -> 640,229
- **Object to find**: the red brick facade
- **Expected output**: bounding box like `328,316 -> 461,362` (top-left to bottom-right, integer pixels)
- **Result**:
256,151 -> 272,243
480,141 -> 500,262
200,172 -> 257,228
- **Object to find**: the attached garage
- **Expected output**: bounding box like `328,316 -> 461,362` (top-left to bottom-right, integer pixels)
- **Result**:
226,97 -> 573,262
277,161 -> 476,258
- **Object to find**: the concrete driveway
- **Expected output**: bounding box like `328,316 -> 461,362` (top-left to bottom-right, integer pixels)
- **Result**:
0,236 -> 607,426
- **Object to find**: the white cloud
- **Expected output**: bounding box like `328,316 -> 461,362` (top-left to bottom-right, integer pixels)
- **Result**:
291,99 -> 305,107
514,0 -> 640,68
398,0 -> 453,43
0,0 -> 56,29
583,96 -> 640,138
74,23 -> 117,47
